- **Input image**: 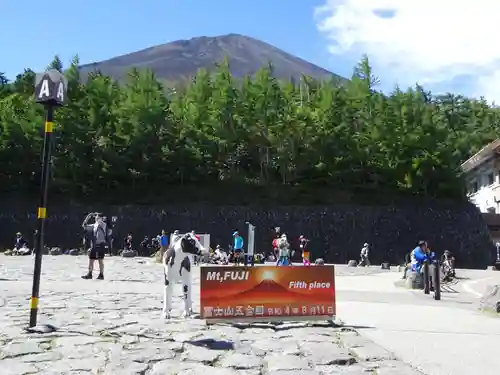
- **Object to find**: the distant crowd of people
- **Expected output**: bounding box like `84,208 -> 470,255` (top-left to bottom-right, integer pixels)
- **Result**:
8,211 -> 460,283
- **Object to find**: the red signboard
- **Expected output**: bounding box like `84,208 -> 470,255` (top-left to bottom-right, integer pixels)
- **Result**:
200,265 -> 336,322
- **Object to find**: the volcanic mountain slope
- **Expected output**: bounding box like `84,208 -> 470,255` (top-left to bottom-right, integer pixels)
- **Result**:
78,33 -> 345,83
206,279 -> 332,304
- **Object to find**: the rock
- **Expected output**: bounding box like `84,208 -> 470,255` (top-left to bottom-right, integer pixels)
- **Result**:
2,341 -> 44,358
405,271 -> 423,289
42,246 -> 49,255
4,249 -> 12,256
347,260 -> 358,267
182,344 -> 221,364
315,258 -> 325,265
265,354 -> 312,371
479,284 -> 500,313
219,353 -> 263,369
381,262 -> 390,270
68,248 -> 79,256
49,247 -> 62,256
122,249 -> 138,258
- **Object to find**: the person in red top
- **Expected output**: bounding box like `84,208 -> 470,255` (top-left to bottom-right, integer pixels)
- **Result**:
271,235 -> 280,260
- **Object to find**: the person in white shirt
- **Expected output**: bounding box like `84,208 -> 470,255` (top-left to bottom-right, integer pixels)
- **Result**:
214,245 -> 228,264
82,213 -> 107,280
359,243 -> 370,267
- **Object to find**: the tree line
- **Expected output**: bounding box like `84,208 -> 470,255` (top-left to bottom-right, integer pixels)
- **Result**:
0,55 -> 497,204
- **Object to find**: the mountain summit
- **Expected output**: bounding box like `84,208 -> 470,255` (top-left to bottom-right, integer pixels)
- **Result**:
78,34 -> 343,82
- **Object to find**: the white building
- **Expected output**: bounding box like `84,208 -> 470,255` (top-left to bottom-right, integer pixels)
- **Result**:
462,139 -> 500,213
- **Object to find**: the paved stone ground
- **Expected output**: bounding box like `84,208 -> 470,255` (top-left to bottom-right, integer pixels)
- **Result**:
0,255 -> 423,375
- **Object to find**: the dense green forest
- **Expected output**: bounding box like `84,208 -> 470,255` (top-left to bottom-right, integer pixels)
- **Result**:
0,55 -> 497,204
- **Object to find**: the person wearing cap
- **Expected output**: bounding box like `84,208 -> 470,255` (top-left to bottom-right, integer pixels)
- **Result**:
233,231 -> 244,265
359,242 -> 370,267
13,232 -> 30,255
14,232 -> 27,250
410,240 -> 434,274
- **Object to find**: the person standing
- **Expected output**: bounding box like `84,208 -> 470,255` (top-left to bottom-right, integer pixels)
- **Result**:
233,231 -> 244,265
299,235 -> 310,266
359,243 -> 370,267
159,230 -> 169,259
82,213 -> 107,280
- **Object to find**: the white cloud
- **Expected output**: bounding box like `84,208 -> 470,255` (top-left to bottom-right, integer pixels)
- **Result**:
315,0 -> 500,102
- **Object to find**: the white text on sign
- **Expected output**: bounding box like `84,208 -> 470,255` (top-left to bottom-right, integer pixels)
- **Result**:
206,270 -> 250,283
289,281 -> 332,290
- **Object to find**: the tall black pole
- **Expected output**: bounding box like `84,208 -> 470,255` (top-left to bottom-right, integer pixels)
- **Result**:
28,69 -> 67,332
29,106 -> 54,328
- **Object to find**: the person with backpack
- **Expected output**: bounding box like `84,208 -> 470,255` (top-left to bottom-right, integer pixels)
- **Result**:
81,213 -> 108,280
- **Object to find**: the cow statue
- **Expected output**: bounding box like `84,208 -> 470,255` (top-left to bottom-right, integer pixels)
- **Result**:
162,232 -> 206,319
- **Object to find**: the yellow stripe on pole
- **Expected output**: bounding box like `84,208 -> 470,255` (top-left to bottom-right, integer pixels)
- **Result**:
30,297 -> 39,309
45,121 -> 53,133
37,207 -> 47,219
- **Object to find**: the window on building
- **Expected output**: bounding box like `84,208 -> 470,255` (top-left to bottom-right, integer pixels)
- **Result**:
488,173 -> 495,185
471,181 -> 478,193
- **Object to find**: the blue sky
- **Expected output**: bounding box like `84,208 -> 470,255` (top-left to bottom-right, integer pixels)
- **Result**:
3,1 -> 500,102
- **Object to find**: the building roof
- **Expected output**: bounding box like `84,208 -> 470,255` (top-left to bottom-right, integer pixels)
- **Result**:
461,139 -> 500,173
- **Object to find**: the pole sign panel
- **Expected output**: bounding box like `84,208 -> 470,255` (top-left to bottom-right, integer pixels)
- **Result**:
200,265 -> 336,323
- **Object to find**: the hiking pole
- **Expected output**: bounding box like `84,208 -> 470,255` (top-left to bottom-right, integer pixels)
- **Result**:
423,260 -> 430,294
27,70 -> 67,332
433,260 -> 441,300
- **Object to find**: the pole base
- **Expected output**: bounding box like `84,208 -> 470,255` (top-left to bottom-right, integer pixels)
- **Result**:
24,324 -> 58,334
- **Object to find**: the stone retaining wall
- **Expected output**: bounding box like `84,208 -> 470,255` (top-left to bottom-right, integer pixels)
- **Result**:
0,201 -> 493,268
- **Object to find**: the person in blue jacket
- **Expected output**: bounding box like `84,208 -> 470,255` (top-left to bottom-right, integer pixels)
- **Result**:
411,240 -> 435,273
233,231 -> 244,265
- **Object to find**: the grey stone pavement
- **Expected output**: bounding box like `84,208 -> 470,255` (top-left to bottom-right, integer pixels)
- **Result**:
0,256 -> 497,375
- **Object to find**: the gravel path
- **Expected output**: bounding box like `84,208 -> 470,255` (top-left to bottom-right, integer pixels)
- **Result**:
0,255 -> 422,374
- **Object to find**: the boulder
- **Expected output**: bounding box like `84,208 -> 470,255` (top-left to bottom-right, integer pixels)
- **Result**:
381,262 -> 390,270
17,248 -> 31,256
405,271 -> 424,289
49,247 -> 62,256
315,258 -> 325,265
479,284 -> 500,313
68,249 -> 79,256
42,246 -> 50,255
122,249 -> 138,258
4,249 -> 13,256
347,260 -> 357,267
